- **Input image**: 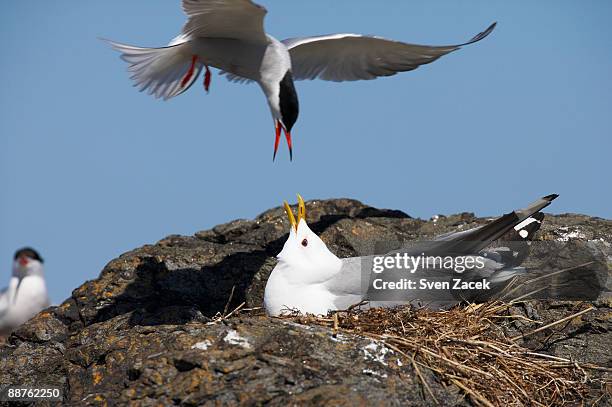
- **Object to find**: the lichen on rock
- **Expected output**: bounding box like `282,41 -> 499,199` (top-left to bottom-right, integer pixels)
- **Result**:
0,199 -> 609,405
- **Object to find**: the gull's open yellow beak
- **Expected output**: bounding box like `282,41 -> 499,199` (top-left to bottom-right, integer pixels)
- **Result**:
283,200 -> 297,231
297,194 -> 306,225
283,194 -> 306,232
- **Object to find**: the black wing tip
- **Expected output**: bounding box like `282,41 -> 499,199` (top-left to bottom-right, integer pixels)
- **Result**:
515,212 -> 546,239
484,22 -> 498,36
465,21 -> 497,45
543,193 -> 560,201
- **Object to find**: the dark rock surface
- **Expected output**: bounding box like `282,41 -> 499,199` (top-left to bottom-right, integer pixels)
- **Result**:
0,199 -> 610,406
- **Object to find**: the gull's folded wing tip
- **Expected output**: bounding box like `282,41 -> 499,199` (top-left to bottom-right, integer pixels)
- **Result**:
543,193 -> 560,201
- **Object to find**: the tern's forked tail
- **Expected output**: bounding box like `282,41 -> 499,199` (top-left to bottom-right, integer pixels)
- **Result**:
104,39 -> 203,100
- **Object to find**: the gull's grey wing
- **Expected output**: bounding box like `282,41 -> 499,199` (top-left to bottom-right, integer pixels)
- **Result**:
327,256 -> 530,310
325,257 -> 364,309
283,22 -> 496,82
180,0 -> 268,43
432,194 -> 558,254
382,196 -> 551,260
483,212 -> 547,268
323,195 -> 557,310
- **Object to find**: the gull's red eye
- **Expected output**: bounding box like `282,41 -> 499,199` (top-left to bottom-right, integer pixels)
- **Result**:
301,238 -> 308,247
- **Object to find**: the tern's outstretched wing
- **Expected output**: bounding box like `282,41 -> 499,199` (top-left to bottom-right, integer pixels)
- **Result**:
180,0 -> 268,43
283,22 -> 496,82
105,1 -> 267,99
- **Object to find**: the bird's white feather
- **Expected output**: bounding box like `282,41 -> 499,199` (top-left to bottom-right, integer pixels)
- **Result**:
219,71 -> 255,84
0,287 -> 9,317
105,40 -> 202,100
181,0 -> 268,42
0,260 -> 49,335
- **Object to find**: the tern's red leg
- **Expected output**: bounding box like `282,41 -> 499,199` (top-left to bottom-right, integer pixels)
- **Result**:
181,55 -> 198,88
273,121 -> 282,161
284,129 -> 293,161
204,65 -> 211,93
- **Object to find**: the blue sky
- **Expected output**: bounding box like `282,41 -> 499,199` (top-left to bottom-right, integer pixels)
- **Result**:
1,1 -> 610,304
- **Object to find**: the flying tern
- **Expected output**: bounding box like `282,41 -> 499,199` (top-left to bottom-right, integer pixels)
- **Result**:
264,194 -> 557,316
0,248 -> 50,336
106,0 -> 496,160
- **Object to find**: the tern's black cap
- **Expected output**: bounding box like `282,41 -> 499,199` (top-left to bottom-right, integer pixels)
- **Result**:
279,70 -> 299,132
14,247 -> 44,263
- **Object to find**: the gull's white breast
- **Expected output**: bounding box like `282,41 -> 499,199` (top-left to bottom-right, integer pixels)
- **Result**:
264,270 -> 336,316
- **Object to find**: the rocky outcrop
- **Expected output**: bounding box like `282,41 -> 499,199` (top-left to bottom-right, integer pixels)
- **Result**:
0,199 -> 610,406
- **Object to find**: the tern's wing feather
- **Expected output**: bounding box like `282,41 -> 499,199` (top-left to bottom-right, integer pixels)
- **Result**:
283,22 -> 496,82
104,40 -> 202,100
181,0 -> 267,42
219,71 -> 255,84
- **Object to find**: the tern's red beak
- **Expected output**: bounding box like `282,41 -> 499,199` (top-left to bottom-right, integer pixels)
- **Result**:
285,129 -> 293,162
18,257 -> 29,267
273,120 -> 293,162
273,120 -> 282,161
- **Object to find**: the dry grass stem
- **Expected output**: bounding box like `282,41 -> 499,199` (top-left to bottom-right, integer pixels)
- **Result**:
278,301 -> 602,406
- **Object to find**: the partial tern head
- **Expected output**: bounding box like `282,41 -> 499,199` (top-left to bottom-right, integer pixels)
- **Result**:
13,247 -> 44,278
12,247 -> 45,304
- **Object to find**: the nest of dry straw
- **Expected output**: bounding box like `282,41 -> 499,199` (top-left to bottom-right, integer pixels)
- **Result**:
281,301 -> 605,406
